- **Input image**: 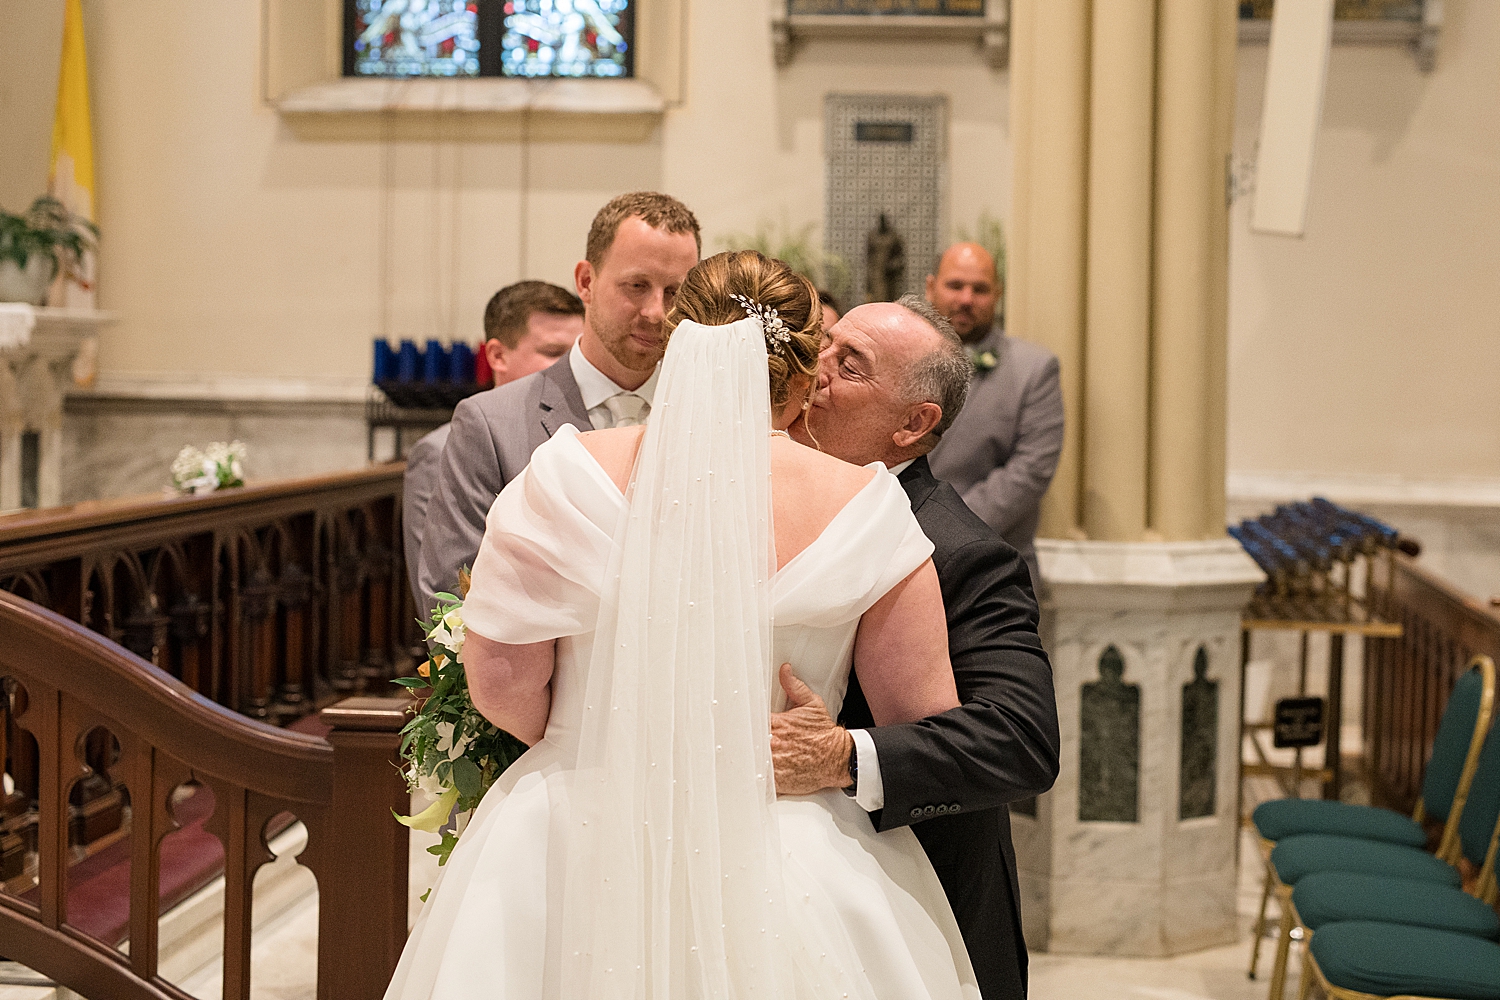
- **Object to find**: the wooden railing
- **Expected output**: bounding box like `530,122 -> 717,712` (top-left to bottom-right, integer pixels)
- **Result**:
0,465 -> 418,723
0,593 -> 410,1000
1365,556 -> 1500,812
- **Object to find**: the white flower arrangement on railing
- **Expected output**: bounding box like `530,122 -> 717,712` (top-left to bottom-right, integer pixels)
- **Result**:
170,440 -> 247,495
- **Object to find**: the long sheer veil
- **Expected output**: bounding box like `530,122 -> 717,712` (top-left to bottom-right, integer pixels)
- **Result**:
557,318 -> 868,998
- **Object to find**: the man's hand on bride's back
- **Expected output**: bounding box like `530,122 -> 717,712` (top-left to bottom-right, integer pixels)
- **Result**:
769,664 -> 854,796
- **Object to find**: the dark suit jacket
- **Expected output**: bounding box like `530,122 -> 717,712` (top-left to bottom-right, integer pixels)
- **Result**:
839,457 -> 1061,1000
416,356 -> 591,617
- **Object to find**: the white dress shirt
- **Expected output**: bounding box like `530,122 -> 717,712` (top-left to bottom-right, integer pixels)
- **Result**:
569,341 -> 660,430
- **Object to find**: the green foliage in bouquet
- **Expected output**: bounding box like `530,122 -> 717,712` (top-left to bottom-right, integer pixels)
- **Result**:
392,593 -> 529,869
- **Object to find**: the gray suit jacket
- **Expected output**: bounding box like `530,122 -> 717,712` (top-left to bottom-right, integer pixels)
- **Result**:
416,356 -> 591,617
402,422 -> 451,607
928,326 -> 1064,593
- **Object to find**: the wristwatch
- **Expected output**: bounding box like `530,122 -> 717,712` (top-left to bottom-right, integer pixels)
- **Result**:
842,733 -> 858,798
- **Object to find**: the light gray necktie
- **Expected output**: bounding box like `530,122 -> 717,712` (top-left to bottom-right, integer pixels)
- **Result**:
602,392 -> 648,428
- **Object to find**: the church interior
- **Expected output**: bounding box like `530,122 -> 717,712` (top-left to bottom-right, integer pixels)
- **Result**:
1,1 -> 1498,998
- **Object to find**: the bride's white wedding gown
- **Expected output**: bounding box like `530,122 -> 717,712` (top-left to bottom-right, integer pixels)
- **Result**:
385,320 -> 979,1000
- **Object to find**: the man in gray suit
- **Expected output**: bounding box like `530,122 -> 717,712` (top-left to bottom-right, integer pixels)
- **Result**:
402,281 -> 584,604
416,192 -> 701,616
925,242 -> 1063,594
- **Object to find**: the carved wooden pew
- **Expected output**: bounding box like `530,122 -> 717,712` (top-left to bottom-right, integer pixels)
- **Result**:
0,464 -> 416,724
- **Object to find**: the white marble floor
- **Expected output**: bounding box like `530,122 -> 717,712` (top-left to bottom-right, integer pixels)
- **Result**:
1029,829 -> 1284,1000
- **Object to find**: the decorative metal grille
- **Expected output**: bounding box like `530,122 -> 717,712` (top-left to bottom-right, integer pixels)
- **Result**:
824,94 -> 947,304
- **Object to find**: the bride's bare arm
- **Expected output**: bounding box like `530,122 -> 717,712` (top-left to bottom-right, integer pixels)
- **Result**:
464,632 -> 555,746
852,559 -> 959,725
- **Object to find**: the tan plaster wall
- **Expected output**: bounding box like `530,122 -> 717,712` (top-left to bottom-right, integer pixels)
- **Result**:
0,0 -> 65,212
1228,1 -> 1500,483
5,1 -> 1496,488
0,0 -> 1009,387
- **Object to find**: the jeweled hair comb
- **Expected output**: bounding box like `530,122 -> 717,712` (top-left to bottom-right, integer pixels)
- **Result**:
730,293 -> 793,356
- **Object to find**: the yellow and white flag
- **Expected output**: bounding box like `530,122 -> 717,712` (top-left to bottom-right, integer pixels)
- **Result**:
48,0 -> 96,311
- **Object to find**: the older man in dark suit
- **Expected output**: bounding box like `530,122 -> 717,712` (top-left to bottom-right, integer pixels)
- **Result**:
778,295 -> 1060,1000
416,192 -> 701,616
925,243 -> 1063,595
402,281 -> 583,606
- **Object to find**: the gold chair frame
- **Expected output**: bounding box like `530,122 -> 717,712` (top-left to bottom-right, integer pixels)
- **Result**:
1250,654 -> 1497,1000
1296,909 -> 1500,1000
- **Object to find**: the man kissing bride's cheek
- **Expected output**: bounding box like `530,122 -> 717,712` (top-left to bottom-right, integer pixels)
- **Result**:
390,193 -> 1058,1000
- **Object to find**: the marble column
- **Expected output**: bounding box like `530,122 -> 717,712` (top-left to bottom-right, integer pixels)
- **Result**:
1008,0 -> 1089,542
1008,0 -> 1254,957
1010,0 -> 1236,541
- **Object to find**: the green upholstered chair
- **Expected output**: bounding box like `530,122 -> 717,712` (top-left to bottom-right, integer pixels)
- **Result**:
1248,656 -> 1496,990
1300,922 -> 1500,1000
1265,677 -> 1500,1000
1254,657 -> 1494,861
1292,871 -> 1498,942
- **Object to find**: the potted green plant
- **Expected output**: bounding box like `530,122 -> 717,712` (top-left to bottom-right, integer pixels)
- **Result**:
0,196 -> 98,306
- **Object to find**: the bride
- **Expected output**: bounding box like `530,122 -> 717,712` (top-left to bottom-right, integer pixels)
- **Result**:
385,251 -> 980,999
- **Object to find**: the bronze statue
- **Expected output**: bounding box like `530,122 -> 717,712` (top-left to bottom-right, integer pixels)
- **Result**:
864,213 -> 905,303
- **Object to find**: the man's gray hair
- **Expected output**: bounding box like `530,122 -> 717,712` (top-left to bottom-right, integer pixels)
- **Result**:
894,293 -> 971,443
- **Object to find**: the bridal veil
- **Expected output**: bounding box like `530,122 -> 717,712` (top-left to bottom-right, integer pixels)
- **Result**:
559,317 -> 870,999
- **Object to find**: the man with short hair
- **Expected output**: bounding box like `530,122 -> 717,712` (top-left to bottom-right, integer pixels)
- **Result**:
417,192 -> 701,615
779,293 -> 1060,1000
402,281 -> 584,604
924,242 -> 1063,594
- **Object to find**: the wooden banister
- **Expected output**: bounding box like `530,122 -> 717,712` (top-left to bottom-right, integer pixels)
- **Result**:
0,591 -> 411,999
1365,556 -> 1500,811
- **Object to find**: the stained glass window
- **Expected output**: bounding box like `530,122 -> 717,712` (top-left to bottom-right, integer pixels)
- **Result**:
346,0 -> 482,77
343,0 -> 635,79
502,1 -> 633,78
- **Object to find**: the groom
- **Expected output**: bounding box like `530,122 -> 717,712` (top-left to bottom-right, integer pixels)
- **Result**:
775,296 -> 1061,1000
417,192 -> 701,614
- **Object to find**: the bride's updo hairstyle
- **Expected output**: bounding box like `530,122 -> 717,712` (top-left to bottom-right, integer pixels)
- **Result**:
664,250 -> 823,408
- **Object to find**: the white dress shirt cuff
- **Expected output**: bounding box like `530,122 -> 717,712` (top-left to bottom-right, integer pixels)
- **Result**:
849,728 -> 885,812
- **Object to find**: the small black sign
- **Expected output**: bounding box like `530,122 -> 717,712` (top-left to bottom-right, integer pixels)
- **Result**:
856,121 -> 914,143
1273,697 -> 1325,748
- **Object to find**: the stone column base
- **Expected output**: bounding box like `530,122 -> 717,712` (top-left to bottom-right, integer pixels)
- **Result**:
1016,538 -> 1262,957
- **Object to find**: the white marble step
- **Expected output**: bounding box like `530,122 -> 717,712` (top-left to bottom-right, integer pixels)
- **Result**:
5,795 -> 444,1000
0,964 -> 56,1000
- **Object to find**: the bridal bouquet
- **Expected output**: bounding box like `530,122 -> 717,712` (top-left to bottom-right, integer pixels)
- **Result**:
392,589 -> 528,868
170,440 -> 246,495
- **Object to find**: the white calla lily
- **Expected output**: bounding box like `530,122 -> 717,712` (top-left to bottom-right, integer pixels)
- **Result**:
394,786 -> 458,833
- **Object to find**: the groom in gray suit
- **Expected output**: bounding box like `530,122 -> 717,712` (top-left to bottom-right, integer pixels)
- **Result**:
402,281 -> 584,604
416,192 -> 701,615
924,243 -> 1063,594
